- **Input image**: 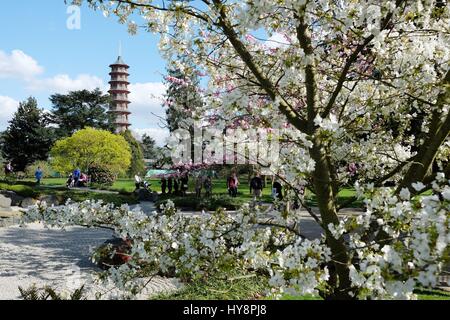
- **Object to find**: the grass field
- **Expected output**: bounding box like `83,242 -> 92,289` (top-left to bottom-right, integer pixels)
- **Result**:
22,178 -> 362,207
2,177 -> 363,209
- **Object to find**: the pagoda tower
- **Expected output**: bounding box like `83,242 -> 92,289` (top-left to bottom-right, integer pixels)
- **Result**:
108,56 -> 131,133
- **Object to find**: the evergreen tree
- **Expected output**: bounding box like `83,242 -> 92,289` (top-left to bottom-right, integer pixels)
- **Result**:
2,97 -> 54,172
121,130 -> 145,177
49,88 -> 115,139
141,134 -> 158,160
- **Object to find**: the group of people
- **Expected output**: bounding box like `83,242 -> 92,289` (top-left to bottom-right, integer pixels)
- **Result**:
194,175 -> 213,198
134,175 -> 151,191
66,168 -> 89,188
227,172 -> 269,205
160,175 -> 190,196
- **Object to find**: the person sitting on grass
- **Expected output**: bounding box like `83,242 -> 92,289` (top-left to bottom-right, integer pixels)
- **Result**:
35,166 -> 43,185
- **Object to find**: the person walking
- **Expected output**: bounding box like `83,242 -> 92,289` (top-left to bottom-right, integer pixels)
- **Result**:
227,173 -> 239,197
250,173 -> 264,206
173,178 -> 179,195
168,177 -> 173,194
195,175 -> 203,198
35,166 -> 43,185
161,177 -> 167,194
204,175 -> 212,198
180,174 -> 189,197
272,180 -> 283,200
4,162 -> 13,179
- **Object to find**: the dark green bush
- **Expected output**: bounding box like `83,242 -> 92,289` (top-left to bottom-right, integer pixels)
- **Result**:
156,194 -> 246,211
88,166 -> 116,186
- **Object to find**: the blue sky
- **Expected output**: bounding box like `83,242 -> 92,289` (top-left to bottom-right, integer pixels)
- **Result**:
0,0 -> 169,145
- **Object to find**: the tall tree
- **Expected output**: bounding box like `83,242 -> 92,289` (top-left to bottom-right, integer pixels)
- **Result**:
163,67 -> 203,132
50,127 -> 131,175
120,130 -> 145,177
2,97 -> 54,172
140,134 -> 158,160
75,0 -> 450,300
49,88 -> 115,139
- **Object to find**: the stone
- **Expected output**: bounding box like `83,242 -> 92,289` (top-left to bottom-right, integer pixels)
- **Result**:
21,197 -> 38,208
0,194 -> 12,209
0,190 -> 25,206
136,189 -> 155,201
39,195 -> 61,207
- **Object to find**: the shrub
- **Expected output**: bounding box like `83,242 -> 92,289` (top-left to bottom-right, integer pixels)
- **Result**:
88,166 -> 116,186
25,161 -> 54,178
156,194 -> 246,211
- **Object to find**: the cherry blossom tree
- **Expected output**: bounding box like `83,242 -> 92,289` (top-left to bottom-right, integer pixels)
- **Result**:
46,0 -> 450,299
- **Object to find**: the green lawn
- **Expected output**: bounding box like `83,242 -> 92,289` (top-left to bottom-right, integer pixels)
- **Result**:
152,272 -> 450,300
3,177 -> 363,209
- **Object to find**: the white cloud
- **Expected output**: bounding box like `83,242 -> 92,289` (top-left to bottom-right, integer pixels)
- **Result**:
0,96 -> 19,130
28,74 -> 106,94
132,127 -> 170,147
0,50 -> 44,80
265,33 -> 291,50
128,82 -> 167,128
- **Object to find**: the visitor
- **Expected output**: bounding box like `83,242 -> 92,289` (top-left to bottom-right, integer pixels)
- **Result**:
227,173 -> 238,198
73,168 -> 81,187
66,173 -> 74,188
195,175 -> 203,198
204,176 -> 212,198
134,174 -> 142,190
250,173 -> 264,206
79,173 -> 88,187
35,166 -> 43,185
161,177 -> 167,194
180,174 -> 189,197
4,161 -> 13,178
174,178 -> 179,195
167,177 -> 173,194
272,180 -> 283,200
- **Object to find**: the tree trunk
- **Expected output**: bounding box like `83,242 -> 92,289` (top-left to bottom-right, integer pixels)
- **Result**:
310,137 -> 354,299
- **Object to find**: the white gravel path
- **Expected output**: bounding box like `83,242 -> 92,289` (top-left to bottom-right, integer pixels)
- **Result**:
0,222 -> 180,300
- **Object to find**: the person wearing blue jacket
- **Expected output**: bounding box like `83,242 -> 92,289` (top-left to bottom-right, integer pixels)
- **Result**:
35,167 -> 43,185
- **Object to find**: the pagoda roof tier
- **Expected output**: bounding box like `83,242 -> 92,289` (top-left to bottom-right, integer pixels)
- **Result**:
110,98 -> 131,103
109,80 -> 130,85
109,110 -> 132,115
109,56 -> 130,68
109,71 -> 130,76
109,89 -> 131,94
114,121 -> 131,126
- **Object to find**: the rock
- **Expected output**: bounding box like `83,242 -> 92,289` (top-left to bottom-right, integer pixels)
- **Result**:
136,189 -> 155,201
0,190 -> 25,206
0,194 -> 12,209
21,197 -> 38,208
39,195 -> 61,207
